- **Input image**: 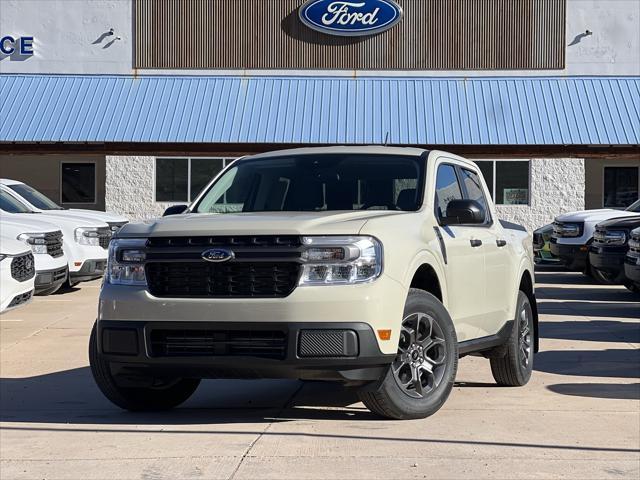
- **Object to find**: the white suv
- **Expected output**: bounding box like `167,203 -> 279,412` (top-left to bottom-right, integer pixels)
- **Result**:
0,236 -> 36,312
0,179 -> 128,234
90,147 -> 537,419
0,189 -> 111,287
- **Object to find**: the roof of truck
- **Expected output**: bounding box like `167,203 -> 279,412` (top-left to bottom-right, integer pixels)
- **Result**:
245,145 -> 429,160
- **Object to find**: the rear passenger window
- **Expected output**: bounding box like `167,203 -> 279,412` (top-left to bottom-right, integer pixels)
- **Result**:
460,168 -> 490,223
435,164 -> 463,220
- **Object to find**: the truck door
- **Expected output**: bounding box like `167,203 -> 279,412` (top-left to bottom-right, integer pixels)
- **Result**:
433,163 -> 487,342
457,167 -> 512,336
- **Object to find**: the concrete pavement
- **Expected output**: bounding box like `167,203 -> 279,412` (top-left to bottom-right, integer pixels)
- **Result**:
1,272 -> 639,479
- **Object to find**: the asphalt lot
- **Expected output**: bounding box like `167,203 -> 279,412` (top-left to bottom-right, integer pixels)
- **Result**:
1,271 -> 639,480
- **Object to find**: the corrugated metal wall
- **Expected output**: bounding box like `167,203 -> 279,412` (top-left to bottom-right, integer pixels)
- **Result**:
135,0 -> 566,70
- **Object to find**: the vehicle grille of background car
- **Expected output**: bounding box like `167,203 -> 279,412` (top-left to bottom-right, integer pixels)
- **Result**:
10,253 -> 36,282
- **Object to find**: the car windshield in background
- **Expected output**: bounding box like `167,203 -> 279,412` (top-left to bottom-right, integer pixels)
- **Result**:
0,190 -> 33,214
194,154 -> 425,214
8,183 -> 63,210
626,199 -> 640,212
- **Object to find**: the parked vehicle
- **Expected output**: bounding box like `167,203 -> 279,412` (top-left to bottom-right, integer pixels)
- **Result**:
533,223 -> 559,265
0,216 -> 68,295
89,147 -> 538,420
589,216 -> 640,285
0,236 -> 36,313
0,179 -> 128,233
624,227 -> 640,293
550,199 -> 640,281
0,189 -> 111,287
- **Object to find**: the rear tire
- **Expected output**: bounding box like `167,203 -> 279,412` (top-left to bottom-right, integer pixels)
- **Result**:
359,289 -> 458,420
89,323 -> 200,411
490,291 -> 534,386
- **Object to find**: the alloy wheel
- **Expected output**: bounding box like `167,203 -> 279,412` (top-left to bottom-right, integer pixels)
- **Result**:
392,312 -> 447,399
519,306 -> 532,369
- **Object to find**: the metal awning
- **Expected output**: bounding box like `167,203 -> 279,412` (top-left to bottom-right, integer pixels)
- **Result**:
1,74 -> 638,145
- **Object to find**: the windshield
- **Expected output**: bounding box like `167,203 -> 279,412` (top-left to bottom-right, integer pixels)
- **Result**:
626,199 -> 640,212
0,190 -> 34,214
8,183 -> 63,210
194,154 -> 425,214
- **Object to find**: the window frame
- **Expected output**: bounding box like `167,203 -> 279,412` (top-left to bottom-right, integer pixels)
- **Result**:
472,159 -> 531,206
602,165 -> 640,209
433,162 -> 464,226
457,166 -> 493,227
154,157 -> 235,204
60,160 -> 97,205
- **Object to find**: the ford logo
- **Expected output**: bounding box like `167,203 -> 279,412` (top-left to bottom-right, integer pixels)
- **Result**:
299,0 -> 403,37
201,248 -> 235,263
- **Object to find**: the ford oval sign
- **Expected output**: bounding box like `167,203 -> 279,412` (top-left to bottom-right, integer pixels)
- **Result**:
299,0 -> 403,37
201,248 -> 235,263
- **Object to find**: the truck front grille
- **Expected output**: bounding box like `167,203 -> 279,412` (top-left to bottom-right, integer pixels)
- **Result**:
97,227 -> 112,249
11,253 -> 35,282
149,328 -> 287,359
45,231 -> 64,258
146,262 -> 300,298
144,236 -> 302,298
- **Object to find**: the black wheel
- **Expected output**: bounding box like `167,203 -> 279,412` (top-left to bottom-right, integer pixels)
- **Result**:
89,323 -> 200,411
359,289 -> 458,420
490,291 -> 534,386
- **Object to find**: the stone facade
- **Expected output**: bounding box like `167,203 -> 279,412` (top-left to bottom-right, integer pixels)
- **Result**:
106,155 -> 586,232
495,158 -> 585,232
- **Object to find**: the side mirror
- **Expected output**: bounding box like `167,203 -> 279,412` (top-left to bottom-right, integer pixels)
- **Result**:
441,199 -> 485,225
162,205 -> 189,217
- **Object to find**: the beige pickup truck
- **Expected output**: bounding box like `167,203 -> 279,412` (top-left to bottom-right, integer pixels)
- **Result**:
90,146 -> 538,419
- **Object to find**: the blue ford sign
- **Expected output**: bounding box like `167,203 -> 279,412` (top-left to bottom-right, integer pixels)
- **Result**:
201,248 -> 235,263
299,0 -> 403,37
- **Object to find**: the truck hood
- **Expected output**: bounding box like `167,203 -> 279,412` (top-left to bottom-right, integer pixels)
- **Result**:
64,209 -> 128,223
0,236 -> 32,256
555,209 -> 638,223
0,214 -> 61,236
117,210 -> 407,238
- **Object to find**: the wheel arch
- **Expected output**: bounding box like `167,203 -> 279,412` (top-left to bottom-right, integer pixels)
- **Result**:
518,268 -> 539,353
404,253 -> 448,306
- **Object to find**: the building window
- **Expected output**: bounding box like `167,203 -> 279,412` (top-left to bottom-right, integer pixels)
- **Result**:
155,158 -> 232,203
61,162 -> 96,204
604,166 -> 639,208
473,160 -> 530,205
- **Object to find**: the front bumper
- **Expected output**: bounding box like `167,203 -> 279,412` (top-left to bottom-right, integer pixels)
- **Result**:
550,239 -> 589,270
34,266 -> 68,293
589,247 -> 626,277
69,259 -> 107,284
624,257 -> 640,284
96,320 -> 395,383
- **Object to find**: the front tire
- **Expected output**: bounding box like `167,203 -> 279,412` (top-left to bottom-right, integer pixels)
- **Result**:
89,323 -> 200,411
490,291 -> 534,386
359,289 -> 458,420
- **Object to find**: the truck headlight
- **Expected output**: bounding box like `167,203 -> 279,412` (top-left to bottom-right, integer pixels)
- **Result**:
107,239 -> 147,286
553,222 -> 582,238
75,227 -> 102,246
602,230 -> 627,245
299,236 -> 382,285
17,233 -> 48,254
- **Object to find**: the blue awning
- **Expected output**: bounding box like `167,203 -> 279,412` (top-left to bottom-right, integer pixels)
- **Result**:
1,74 -> 638,145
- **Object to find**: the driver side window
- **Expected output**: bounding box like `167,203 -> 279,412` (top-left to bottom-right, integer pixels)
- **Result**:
435,164 -> 463,220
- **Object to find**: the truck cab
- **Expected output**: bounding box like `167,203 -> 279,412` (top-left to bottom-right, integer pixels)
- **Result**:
90,147 -> 537,419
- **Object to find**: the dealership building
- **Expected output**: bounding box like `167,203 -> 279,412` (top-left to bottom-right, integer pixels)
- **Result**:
1,0 -> 638,231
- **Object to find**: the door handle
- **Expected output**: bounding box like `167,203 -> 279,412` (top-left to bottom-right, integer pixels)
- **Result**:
470,239 -> 483,247
496,239 -> 507,247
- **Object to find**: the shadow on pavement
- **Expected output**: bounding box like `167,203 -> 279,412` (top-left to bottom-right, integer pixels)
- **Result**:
547,383 -> 640,400
534,349 -> 640,378
540,320 -> 640,343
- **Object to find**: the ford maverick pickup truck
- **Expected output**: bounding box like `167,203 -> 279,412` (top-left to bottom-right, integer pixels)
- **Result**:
90,147 -> 538,419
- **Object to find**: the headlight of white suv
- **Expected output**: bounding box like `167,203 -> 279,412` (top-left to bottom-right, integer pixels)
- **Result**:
75,227 -> 102,246
299,236 -> 383,285
107,238 -> 147,286
17,233 -> 48,254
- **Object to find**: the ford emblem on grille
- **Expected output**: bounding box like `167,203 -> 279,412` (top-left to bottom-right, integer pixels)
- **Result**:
201,248 -> 235,263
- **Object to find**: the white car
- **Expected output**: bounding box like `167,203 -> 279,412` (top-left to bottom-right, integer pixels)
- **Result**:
550,199 -> 640,281
0,236 -> 36,312
0,179 -> 128,234
0,189 -> 111,287
0,216 -> 68,295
